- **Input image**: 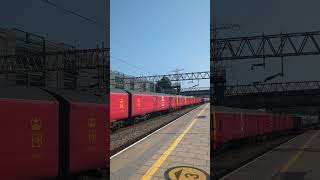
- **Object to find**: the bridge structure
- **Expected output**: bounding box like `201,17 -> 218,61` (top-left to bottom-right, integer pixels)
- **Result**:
110,71 -> 210,84
211,30 -> 320,110
214,31 -> 320,61
223,81 -> 320,109
180,87 -> 210,97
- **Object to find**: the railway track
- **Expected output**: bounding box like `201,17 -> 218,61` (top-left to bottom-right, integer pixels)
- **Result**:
212,123 -> 320,179
110,104 -> 202,156
212,134 -> 298,180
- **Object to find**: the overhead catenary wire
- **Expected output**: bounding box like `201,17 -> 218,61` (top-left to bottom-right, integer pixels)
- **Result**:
110,65 -> 142,77
40,0 -> 109,31
110,55 -> 154,76
110,62 -> 144,77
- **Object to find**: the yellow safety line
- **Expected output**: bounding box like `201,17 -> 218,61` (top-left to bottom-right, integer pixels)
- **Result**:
277,131 -> 319,176
212,105 -> 216,145
140,104 -> 209,180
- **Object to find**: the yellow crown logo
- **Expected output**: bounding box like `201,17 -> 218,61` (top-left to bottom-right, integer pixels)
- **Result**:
32,133 -> 43,148
137,98 -> 141,108
119,98 -> 124,109
161,96 -> 165,107
31,117 -> 42,131
88,129 -> 96,144
88,113 -> 96,129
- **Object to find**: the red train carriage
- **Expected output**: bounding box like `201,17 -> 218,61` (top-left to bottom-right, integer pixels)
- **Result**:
257,114 -> 270,135
188,97 -> 193,106
127,91 -> 175,118
242,113 -> 259,138
169,96 -> 179,110
0,87 -> 59,179
130,91 -> 157,117
0,87 -> 108,179
154,94 -> 170,112
186,96 -> 192,106
46,89 -> 108,177
168,96 -> 174,109
110,88 -> 203,124
177,96 -> 186,108
212,106 -> 295,151
110,89 -> 129,123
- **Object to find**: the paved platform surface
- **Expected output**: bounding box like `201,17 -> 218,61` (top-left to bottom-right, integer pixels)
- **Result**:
220,130 -> 320,180
110,103 -> 210,180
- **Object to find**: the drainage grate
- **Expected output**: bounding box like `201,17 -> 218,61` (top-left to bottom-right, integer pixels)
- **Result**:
273,172 -> 306,180
197,116 -> 206,119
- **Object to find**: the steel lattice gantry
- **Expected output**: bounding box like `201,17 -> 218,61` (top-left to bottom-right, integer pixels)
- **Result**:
112,71 -> 210,84
212,31 -> 320,60
0,48 -> 109,91
224,81 -> 320,108
180,87 -> 210,92
225,81 -> 320,96
0,48 -> 109,73
180,87 -> 210,97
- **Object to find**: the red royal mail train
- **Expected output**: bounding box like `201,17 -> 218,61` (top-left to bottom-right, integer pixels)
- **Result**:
211,106 -> 303,151
110,88 -> 203,129
0,87 -> 108,179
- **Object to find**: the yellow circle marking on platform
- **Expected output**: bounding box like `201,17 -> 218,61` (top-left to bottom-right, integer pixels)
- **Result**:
165,166 -> 209,180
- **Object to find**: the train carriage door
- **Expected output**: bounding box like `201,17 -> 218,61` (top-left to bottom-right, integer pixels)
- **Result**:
152,95 -> 157,112
136,95 -> 142,114
176,96 -> 179,109
160,96 -> 165,110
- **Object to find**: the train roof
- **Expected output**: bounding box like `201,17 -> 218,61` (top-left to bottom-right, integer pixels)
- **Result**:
0,86 -> 56,101
110,88 -> 128,93
213,106 -> 267,114
111,88 -> 173,96
126,89 -> 170,96
45,88 -> 107,104
111,88 -> 200,98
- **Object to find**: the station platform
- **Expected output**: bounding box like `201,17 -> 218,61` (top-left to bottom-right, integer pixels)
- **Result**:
220,129 -> 320,180
110,103 -> 210,180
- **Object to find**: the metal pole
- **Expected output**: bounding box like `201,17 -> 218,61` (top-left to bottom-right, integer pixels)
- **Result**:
212,0 -> 219,152
105,0 -> 109,92
122,73 -> 125,89
43,37 -> 46,87
262,32 -> 265,68
104,0 -> 109,48
281,57 -> 284,76
281,32 -> 284,77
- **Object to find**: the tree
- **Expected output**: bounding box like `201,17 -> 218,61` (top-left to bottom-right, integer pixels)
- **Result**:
156,76 -> 171,93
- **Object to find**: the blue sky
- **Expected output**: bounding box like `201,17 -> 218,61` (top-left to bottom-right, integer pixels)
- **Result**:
111,0 -> 209,88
